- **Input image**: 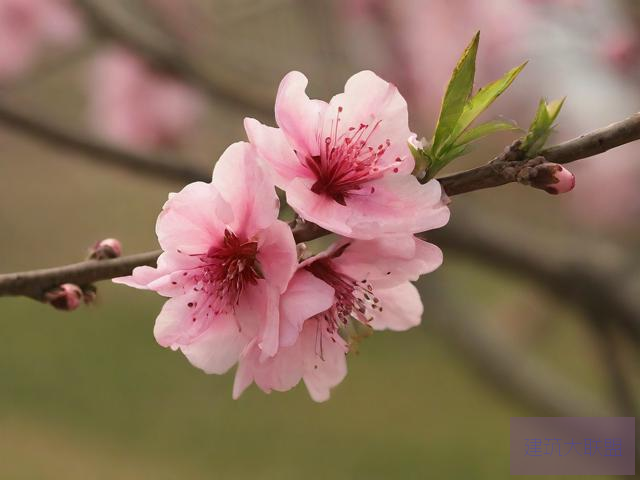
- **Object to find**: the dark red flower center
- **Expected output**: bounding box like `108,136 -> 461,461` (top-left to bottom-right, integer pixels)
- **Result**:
186,229 -> 262,316
303,106 -> 404,205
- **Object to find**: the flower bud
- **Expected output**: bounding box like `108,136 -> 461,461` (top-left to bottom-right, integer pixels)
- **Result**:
90,238 -> 122,260
45,283 -> 83,311
528,163 -> 575,194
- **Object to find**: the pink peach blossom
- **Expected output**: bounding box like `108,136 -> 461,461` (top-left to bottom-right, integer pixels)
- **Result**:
245,70 -> 450,240
0,0 -> 82,80
114,142 -> 299,374
89,46 -> 203,151
233,235 -> 443,401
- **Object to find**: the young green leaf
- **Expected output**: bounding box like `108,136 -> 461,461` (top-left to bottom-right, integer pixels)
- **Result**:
448,62 -> 527,143
454,119 -> 519,146
522,97 -> 565,156
431,31 -> 480,152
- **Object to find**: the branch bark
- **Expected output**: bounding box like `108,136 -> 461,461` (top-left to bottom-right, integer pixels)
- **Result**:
438,113 -> 640,196
0,251 -> 161,300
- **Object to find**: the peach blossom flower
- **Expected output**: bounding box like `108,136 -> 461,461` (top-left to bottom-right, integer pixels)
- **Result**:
114,142 -> 299,374
246,70 -> 449,240
233,235 -> 443,401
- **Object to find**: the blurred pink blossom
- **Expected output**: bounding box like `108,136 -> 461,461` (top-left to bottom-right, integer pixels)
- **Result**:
0,0 -> 82,80
114,142 -> 299,375
341,0 -> 530,121
601,31 -> 640,73
89,46 -> 203,150
246,70 -> 449,240
234,235 -> 443,401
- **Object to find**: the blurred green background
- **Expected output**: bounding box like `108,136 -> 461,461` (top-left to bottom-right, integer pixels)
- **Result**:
1,0 -> 638,478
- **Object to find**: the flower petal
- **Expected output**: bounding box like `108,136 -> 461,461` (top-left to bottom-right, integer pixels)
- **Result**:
256,220 -> 298,294
336,236 -> 443,288
300,322 -> 348,402
279,269 -> 336,348
369,282 -> 424,332
345,176 -> 450,239
153,291 -> 214,348
212,141 -> 280,238
233,339 -> 306,398
244,117 -> 313,188
325,70 -> 414,173
180,313 -> 249,374
156,181 -> 231,254
275,71 -> 327,157
285,177 -> 355,237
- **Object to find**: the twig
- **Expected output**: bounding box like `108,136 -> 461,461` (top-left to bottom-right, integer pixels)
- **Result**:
438,113 -> 640,195
0,251 -> 161,300
0,101 -> 208,184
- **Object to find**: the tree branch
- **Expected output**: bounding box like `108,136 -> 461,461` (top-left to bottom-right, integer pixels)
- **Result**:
0,101 -> 208,184
0,251 -> 161,300
438,112 -> 640,196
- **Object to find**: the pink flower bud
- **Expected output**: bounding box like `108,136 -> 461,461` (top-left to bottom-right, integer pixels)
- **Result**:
535,163 -> 576,195
90,238 -> 122,260
46,283 -> 83,311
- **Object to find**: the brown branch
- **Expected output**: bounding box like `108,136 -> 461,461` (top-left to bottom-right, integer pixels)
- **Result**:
3,216 -> 640,352
438,112 -> 640,196
0,251 -> 161,301
0,101 -> 208,184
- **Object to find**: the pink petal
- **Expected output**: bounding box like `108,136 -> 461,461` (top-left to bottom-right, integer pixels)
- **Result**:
244,117 -> 313,188
325,70 -> 414,173
345,176 -> 450,239
275,71 -> 327,157
156,181 -> 231,255
300,322 -> 348,402
233,339 -> 306,398
211,141 -> 280,238
336,236 -> 443,288
279,269 -> 335,348
232,282 -> 280,359
153,291 -> 215,348
256,220 -> 298,294
369,282 -> 423,332
180,313 -> 249,374
285,177 -> 356,237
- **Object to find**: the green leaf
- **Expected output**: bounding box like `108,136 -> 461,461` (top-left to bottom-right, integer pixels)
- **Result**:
431,32 -> 479,152
448,62 -> 527,143
454,119 -> 519,145
522,97 -> 565,156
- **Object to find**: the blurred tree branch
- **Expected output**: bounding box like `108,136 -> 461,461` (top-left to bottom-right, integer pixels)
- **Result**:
423,282 -> 607,417
1,97 -> 639,196
0,101 -> 207,184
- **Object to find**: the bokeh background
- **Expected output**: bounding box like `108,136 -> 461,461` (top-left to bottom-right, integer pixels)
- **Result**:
1,0 -> 639,478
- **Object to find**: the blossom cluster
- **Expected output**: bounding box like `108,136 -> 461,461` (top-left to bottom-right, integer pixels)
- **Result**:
115,71 -> 450,401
